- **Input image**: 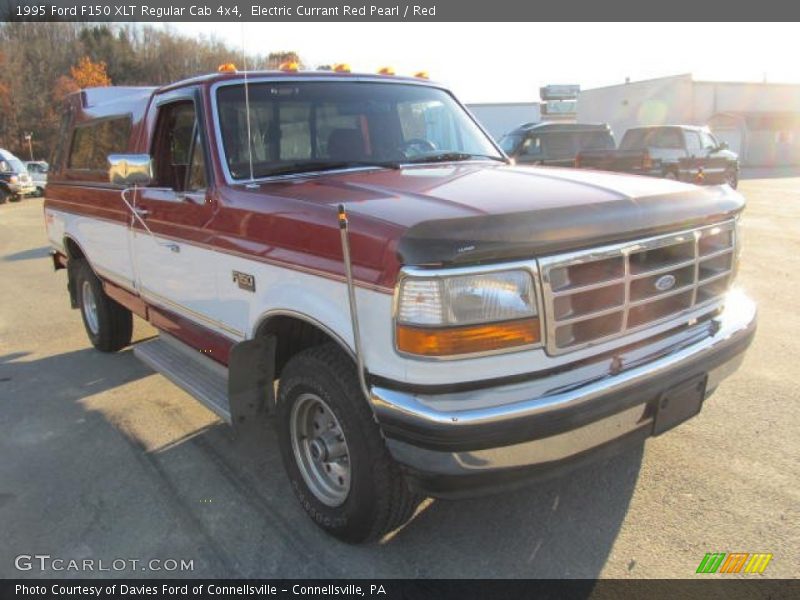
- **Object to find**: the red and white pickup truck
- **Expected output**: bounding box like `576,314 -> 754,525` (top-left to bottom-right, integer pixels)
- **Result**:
44,68 -> 756,543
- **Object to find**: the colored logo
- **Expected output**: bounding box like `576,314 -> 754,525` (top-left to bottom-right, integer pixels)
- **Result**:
654,274 -> 677,292
696,552 -> 773,574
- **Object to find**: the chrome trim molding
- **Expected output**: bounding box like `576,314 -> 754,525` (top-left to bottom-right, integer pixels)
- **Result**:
386,403 -> 650,474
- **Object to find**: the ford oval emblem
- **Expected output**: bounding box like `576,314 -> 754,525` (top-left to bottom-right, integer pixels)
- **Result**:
654,274 -> 677,292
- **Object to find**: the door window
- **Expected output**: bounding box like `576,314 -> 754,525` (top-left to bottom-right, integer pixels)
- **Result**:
652,128 -> 683,149
685,131 -> 703,155
520,136 -> 543,157
151,101 -> 207,193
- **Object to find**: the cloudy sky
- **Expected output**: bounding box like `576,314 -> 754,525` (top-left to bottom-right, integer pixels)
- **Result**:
169,22 -> 800,103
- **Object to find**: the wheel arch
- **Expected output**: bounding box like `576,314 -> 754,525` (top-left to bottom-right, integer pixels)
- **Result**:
227,310 -> 358,423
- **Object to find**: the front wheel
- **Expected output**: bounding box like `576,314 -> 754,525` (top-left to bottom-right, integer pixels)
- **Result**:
75,260 -> 133,352
277,343 -> 419,543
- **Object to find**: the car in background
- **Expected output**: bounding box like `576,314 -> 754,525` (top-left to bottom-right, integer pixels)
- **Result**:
575,125 -> 740,188
25,161 -> 48,196
499,122 -> 615,167
0,149 -> 36,203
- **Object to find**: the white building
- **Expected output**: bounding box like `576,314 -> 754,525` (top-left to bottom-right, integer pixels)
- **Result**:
466,102 -> 541,140
577,74 -> 800,166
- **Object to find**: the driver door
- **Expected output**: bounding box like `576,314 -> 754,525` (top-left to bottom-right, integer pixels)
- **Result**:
132,93 -> 222,334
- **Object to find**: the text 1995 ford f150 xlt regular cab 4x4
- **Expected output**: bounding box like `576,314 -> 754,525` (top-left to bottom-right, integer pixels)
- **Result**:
44,67 -> 756,543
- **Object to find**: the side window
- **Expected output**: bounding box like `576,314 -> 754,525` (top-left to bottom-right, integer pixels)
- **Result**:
151,101 -> 207,193
653,128 -> 683,149
521,135 -> 542,156
68,117 -> 131,171
685,131 -> 703,154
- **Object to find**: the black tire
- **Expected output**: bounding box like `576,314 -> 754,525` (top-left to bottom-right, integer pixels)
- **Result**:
9,193 -> 21,202
725,168 -> 739,189
277,343 -> 420,543
0,188 -> 7,204
75,259 -> 133,352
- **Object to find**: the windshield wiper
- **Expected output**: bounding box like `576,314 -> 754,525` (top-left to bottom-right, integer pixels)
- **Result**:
405,152 -> 509,165
254,160 -> 400,178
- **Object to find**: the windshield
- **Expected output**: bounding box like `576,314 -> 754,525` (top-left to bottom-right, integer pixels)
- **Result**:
2,158 -> 27,173
216,81 -> 503,179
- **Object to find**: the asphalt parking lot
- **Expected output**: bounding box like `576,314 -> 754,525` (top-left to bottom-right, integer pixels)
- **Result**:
0,174 -> 798,579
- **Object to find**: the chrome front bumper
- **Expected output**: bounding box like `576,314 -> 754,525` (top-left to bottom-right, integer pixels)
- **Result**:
369,292 -> 756,495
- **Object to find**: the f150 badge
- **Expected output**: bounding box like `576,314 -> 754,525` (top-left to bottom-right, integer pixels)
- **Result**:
232,271 -> 256,292
655,274 -> 677,292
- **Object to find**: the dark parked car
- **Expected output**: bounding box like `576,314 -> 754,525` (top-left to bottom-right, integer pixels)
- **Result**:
0,149 -> 36,203
576,125 -> 740,188
499,122 -> 615,167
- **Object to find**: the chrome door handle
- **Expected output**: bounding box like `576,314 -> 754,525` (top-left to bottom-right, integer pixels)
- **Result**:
164,243 -> 180,253
133,207 -> 150,218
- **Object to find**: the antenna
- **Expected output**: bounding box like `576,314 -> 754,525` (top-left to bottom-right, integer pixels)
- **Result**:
241,23 -> 255,182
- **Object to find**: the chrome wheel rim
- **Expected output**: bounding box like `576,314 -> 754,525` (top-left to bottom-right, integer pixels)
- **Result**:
289,393 -> 351,507
81,280 -> 99,335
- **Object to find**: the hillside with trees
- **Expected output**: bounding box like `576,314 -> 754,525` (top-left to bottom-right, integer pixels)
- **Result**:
0,23 -> 299,160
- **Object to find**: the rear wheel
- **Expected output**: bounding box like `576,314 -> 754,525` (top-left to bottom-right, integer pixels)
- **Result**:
277,343 -> 420,543
75,260 -> 133,352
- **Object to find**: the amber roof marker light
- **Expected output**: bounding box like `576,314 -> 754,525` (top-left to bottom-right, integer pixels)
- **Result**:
218,63 -> 237,73
279,61 -> 300,72
377,66 -> 396,76
333,63 -> 352,73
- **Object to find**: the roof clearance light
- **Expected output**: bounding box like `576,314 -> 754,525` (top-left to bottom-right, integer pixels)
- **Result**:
333,63 -> 351,73
377,66 -> 395,76
218,63 -> 237,73
414,70 -> 429,79
279,61 -> 299,72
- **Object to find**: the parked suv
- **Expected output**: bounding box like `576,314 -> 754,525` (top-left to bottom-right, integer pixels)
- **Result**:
499,122 -> 615,167
0,149 -> 36,202
25,160 -> 48,196
44,69 -> 756,543
576,125 -> 740,188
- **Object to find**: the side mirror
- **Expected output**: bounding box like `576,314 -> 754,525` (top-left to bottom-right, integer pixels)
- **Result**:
108,154 -> 152,186
717,141 -> 728,152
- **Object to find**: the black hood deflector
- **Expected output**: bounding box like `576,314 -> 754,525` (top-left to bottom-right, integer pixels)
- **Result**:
397,187 -> 745,266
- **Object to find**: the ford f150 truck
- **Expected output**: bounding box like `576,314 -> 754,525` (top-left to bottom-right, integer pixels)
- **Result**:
575,125 -> 740,188
44,68 -> 756,543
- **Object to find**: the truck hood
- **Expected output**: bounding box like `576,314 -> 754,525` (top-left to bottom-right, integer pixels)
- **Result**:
280,163 -> 745,266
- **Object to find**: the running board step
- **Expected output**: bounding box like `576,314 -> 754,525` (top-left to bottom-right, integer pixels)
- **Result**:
133,334 -> 231,423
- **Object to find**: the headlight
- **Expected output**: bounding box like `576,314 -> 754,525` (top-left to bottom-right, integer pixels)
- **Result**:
395,269 -> 540,357
9,175 -> 18,184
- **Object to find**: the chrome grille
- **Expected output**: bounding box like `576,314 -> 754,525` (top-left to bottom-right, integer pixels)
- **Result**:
539,221 -> 737,354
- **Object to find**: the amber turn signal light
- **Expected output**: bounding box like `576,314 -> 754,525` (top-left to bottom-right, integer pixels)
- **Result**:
396,318 -> 540,357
